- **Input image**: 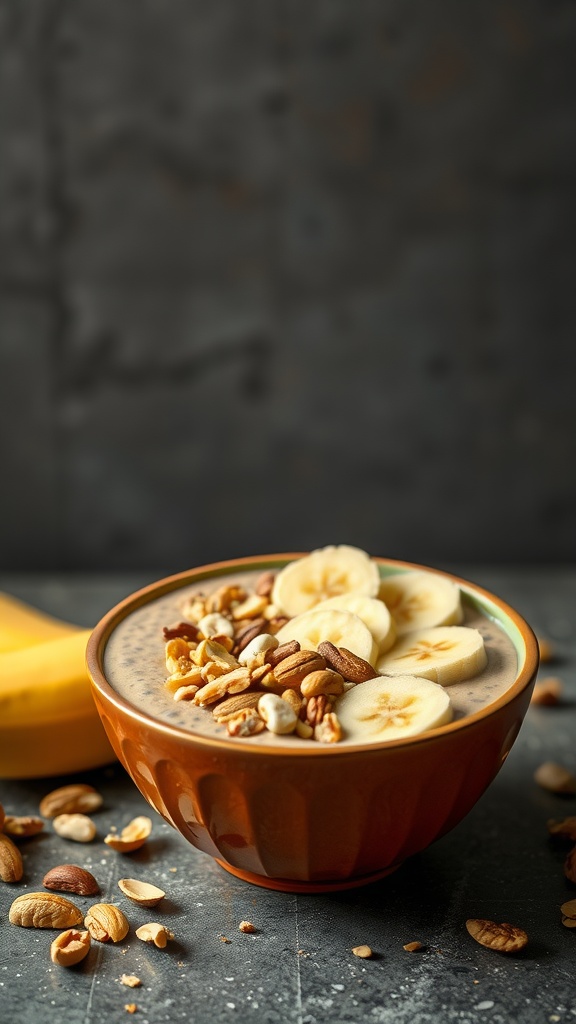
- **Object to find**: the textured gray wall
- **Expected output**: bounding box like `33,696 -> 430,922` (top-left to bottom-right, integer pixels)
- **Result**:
1,1 -> 575,572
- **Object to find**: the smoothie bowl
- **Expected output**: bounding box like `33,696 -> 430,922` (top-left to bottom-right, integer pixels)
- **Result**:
86,546 -> 539,892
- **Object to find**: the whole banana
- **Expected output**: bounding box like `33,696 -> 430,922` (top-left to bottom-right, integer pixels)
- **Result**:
0,594 -> 115,779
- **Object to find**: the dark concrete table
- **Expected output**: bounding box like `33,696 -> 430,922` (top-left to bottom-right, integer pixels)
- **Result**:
1,567 -> 575,1024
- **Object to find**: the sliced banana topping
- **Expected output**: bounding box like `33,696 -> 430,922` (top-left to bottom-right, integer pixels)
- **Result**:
335,675 -> 453,743
376,626 -> 487,686
311,593 -> 396,654
378,571 -> 463,635
271,544 -> 380,618
275,608 -> 378,665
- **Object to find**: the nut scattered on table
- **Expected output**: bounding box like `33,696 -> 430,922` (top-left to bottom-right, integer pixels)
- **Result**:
104,816 -> 152,853
121,975 -> 142,988
534,762 -> 576,795
351,944 -> 373,958
85,903 -> 130,943
9,892 -> 83,929
117,878 -> 165,907
50,928 -> 91,966
531,677 -> 563,706
560,898 -> 576,929
403,941 -> 423,952
2,815 -> 44,838
43,864 -> 100,896
547,816 -> 576,842
52,813 -> 97,843
238,920 -> 256,933
0,832 -> 24,882
124,1004 -> 138,1014
465,919 -> 528,953
39,784 -> 103,819
135,922 -> 174,948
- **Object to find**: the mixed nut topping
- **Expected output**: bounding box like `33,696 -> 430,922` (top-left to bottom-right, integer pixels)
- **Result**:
161,572 -> 375,744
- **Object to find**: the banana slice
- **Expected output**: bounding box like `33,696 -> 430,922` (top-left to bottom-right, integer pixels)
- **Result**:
272,545 -> 380,618
311,594 -> 396,654
376,626 -> 487,686
275,608 -> 378,665
379,571 -> 463,635
335,674 -> 453,743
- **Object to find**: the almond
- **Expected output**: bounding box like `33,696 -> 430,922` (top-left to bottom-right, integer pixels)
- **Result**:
317,642 -> 377,683
272,650 -> 326,689
9,892 -> 83,928
0,832 -> 24,883
43,864 -> 100,896
534,762 -> 576,794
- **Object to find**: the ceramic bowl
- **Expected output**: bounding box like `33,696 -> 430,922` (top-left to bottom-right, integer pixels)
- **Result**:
86,555 -> 538,893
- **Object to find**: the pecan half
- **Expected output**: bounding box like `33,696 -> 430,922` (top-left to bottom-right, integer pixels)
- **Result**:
317,642 -> 377,683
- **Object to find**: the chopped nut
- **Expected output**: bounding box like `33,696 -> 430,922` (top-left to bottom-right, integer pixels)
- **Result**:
255,571 -> 275,597
534,762 -> 576,794
104,816 -> 152,853
281,689 -> 303,715
197,612 -> 235,639
238,920 -> 256,933
301,669 -> 344,698
121,975 -> 142,988
231,594 -> 269,621
43,864 -> 100,896
117,878 -> 165,907
162,621 -> 200,642
40,784 -> 103,819
124,1003 -> 138,1014
233,619 -> 268,655
237,632 -> 279,666
50,928 -> 91,966
0,832 -> 24,882
2,815 -> 44,838
314,712 -> 342,744
173,683 -> 200,702
85,903 -> 130,943
403,941 -> 423,952
226,708 -> 266,737
295,719 -> 314,740
9,892 -> 83,929
258,693 -> 298,735
465,919 -> 528,953
52,813 -> 97,843
206,584 -> 246,614
213,691 -> 265,722
272,650 -> 326,690
531,677 -> 563,706
265,640 -> 301,667
352,944 -> 373,958
135,922 -> 174,948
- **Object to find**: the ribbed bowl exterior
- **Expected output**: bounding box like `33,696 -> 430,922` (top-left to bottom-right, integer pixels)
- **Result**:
87,555 -> 538,892
92,687 -> 530,889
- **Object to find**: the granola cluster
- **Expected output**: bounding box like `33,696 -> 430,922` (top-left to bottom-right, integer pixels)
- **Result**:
161,572 -> 376,743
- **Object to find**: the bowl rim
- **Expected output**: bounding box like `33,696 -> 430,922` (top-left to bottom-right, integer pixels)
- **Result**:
86,553 -> 540,758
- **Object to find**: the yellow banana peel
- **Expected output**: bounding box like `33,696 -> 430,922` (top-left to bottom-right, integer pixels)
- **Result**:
0,590 -> 80,652
0,594 -> 116,779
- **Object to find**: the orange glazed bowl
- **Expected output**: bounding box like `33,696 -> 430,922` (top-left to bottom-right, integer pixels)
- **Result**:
86,555 -> 539,893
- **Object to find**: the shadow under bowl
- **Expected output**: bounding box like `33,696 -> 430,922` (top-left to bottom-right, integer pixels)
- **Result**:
86,555 -> 539,893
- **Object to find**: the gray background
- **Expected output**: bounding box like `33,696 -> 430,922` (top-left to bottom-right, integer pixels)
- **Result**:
1,0 -> 575,573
